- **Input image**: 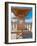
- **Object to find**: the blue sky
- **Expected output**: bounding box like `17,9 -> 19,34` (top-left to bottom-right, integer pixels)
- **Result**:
25,10 -> 32,23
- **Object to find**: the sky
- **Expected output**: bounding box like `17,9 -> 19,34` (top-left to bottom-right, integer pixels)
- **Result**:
25,10 -> 32,23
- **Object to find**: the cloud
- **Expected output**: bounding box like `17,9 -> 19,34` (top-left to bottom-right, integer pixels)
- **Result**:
25,19 -> 32,23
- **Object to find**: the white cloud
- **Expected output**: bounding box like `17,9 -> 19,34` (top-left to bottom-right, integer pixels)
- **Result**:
25,19 -> 32,23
